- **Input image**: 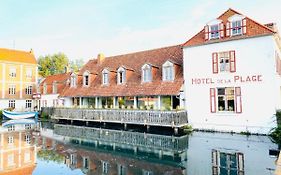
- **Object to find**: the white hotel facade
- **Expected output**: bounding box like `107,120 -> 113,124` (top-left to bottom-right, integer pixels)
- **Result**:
183,9 -> 281,134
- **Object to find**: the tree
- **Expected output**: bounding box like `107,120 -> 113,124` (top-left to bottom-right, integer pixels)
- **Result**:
70,58 -> 84,73
38,52 -> 69,77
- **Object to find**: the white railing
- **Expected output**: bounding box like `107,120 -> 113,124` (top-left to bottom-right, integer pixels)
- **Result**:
43,107 -> 188,127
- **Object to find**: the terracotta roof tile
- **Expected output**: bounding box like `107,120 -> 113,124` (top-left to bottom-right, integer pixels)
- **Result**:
40,72 -> 71,94
61,45 -> 183,97
0,48 -> 36,64
183,8 -> 275,47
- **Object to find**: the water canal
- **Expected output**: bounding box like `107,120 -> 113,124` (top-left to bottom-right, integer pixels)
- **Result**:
0,120 -> 279,175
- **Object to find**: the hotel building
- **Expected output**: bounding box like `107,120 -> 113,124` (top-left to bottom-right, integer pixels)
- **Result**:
0,48 -> 37,110
183,9 -> 281,134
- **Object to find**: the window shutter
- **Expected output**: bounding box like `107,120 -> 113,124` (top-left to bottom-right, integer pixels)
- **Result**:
237,153 -> 244,172
235,87 -> 242,113
212,52 -> 218,74
226,21 -> 230,36
212,149 -> 219,175
219,23 -> 224,38
204,25 -> 209,40
242,18 -> 247,34
210,88 -> 216,113
229,51 -> 236,72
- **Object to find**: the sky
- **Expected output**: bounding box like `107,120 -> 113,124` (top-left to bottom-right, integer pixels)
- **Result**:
0,0 -> 280,61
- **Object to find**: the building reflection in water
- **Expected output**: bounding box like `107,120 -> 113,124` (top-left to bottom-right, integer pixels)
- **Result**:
39,123 -> 189,175
0,119 -> 38,175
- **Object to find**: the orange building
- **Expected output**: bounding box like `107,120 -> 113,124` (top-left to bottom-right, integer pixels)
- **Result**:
0,48 -> 37,110
0,123 -> 37,175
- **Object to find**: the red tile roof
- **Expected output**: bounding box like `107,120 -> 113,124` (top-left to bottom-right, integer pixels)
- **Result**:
183,8 -> 275,47
61,45 -> 183,97
40,72 -> 71,94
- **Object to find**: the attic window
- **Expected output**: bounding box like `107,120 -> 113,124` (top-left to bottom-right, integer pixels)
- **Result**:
210,24 -> 220,39
231,21 -> 242,35
162,61 -> 174,81
227,15 -> 247,37
102,69 -> 109,85
117,67 -> 126,84
142,64 -> 152,83
83,71 -> 90,86
70,74 -> 77,87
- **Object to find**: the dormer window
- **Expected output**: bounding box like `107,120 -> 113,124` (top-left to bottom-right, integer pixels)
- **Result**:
117,67 -> 126,84
70,74 -> 77,87
142,64 -> 152,83
52,81 -> 57,94
102,69 -> 109,85
162,61 -> 174,81
210,24 -> 219,39
83,71 -> 90,86
227,14 -> 246,37
231,20 -> 242,35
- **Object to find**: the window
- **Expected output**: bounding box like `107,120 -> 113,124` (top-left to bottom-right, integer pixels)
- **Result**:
231,20 -> 242,35
26,99 -> 32,108
8,136 -> 14,145
212,51 -> 236,74
142,170 -> 154,175
102,69 -> 109,85
70,74 -> 77,87
8,154 -> 14,166
25,85 -> 32,95
210,24 -> 220,39
162,61 -> 174,81
210,87 -> 242,113
7,125 -> 15,131
8,84 -> 16,95
25,124 -> 32,130
70,154 -> 76,165
117,164 -> 126,175
24,151 -> 31,162
217,87 -> 235,112
8,100 -> 15,108
43,83 -> 47,94
102,161 -> 109,174
9,67 -> 16,77
117,67 -> 126,84
25,134 -> 31,144
83,157 -> 89,169
212,149 -> 244,175
83,71 -> 90,86
53,82 -> 57,94
142,64 -> 152,83
26,69 -> 32,78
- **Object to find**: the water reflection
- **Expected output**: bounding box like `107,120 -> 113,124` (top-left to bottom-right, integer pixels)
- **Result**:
0,121 -> 279,175
0,119 -> 38,175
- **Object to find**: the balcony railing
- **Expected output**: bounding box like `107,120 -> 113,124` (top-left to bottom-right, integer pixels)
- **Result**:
43,107 -> 188,127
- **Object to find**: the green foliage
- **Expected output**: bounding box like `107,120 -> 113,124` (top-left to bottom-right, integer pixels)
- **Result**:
38,52 -> 69,77
0,110 -> 2,120
182,125 -> 193,134
270,110 -> 281,147
240,131 -> 251,136
40,112 -> 49,120
70,58 -> 84,73
37,150 -> 64,163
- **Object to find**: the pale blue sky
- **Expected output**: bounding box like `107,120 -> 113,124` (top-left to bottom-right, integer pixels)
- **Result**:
0,0 -> 280,61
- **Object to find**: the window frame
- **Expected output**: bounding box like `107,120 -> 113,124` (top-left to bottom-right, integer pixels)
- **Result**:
8,84 -> 16,95
25,85 -> 33,95
117,67 -> 126,84
8,100 -> 15,108
162,61 -> 175,81
25,99 -> 32,109
70,73 -> 77,87
231,20 -> 242,36
83,71 -> 90,86
102,69 -> 109,85
210,24 -> 220,39
142,64 -> 152,83
217,87 -> 235,113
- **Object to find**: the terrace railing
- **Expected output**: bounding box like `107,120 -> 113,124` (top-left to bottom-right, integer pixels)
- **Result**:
43,107 -> 188,127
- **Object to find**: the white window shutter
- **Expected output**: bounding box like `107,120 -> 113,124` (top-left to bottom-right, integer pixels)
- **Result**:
219,23 -> 224,38
204,25 -> 209,40
242,18 -> 247,34
226,22 -> 230,37
235,87 -> 242,113
210,88 -> 216,113
229,51 -> 236,72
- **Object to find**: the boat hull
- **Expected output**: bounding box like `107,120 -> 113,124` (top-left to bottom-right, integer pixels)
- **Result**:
3,110 -> 37,120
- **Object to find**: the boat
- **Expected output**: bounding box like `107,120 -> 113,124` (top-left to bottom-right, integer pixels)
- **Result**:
2,110 -> 38,120
2,118 -> 36,127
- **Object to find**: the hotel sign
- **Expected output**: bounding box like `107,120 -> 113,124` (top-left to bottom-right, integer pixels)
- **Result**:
191,75 -> 262,85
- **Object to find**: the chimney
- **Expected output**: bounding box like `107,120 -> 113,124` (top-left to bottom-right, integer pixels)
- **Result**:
97,53 -> 105,64
30,48 -> 34,55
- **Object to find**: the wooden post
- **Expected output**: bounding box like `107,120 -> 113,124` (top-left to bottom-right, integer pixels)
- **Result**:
95,97 -> 98,108
134,96 -> 137,109
158,96 -> 161,110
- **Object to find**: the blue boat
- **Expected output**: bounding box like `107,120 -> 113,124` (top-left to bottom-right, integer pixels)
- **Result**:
2,110 -> 38,120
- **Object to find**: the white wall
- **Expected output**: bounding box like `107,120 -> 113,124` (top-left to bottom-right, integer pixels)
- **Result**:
184,35 -> 279,134
0,99 -> 34,111
40,94 -> 59,107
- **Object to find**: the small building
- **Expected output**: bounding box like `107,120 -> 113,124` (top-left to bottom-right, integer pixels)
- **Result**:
182,8 -> 281,134
38,72 -> 71,109
61,45 -> 185,110
0,48 -> 37,111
